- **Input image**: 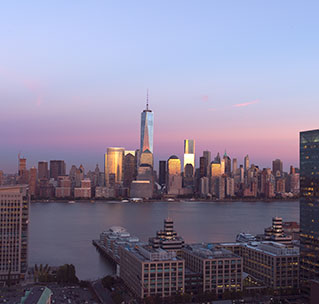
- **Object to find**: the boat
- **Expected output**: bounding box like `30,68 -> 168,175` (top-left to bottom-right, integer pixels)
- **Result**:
90,200 -> 95,203
68,201 -> 76,204
121,199 -> 129,203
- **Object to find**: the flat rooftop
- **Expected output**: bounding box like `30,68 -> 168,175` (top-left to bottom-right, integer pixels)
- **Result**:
184,243 -> 240,259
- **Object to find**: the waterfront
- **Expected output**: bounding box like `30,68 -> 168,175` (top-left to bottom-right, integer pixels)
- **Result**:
29,200 -> 299,280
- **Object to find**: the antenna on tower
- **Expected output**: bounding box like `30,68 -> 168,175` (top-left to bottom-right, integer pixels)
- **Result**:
146,89 -> 149,110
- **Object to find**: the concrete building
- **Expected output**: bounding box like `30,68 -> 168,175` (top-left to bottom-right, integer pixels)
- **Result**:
55,176 -> 71,198
199,176 -> 210,198
95,186 -> 115,199
38,161 -> 49,180
130,180 -> 153,199
123,150 -> 136,188
182,243 -> 242,296
29,167 -> 37,197
0,186 -> 29,284
74,179 -> 91,199
119,243 -> 185,299
220,241 -> 299,291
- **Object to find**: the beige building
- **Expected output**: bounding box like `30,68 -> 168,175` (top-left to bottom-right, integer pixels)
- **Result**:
55,176 -> 71,198
119,243 -> 185,299
74,179 -> 91,199
0,186 -> 29,284
220,241 -> 299,290
182,244 -> 243,296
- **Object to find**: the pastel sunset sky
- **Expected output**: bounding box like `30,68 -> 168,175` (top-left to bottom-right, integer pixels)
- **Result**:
1,1 -> 319,173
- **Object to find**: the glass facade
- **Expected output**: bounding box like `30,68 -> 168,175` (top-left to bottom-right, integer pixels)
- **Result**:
184,139 -> 195,171
300,130 -> 319,293
104,147 -> 125,185
140,109 -> 154,154
167,156 -> 181,176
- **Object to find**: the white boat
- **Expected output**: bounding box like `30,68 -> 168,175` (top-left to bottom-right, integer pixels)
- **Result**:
68,201 -> 76,204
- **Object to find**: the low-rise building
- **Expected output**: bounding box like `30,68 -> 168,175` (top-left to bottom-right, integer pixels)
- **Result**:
220,241 -> 299,290
182,243 -> 243,296
119,243 -> 185,299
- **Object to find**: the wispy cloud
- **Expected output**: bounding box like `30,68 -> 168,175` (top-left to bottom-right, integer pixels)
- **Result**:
233,100 -> 259,108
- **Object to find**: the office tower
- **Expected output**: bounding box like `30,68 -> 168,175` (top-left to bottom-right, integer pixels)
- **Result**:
183,164 -> 194,187
18,155 -> 26,176
244,155 -> 250,174
239,165 -> 244,183
183,139 -> 195,172
0,185 -> 29,285
123,150 -> 136,187
220,158 -> 225,175
167,156 -> 182,195
104,147 -> 125,185
74,178 -> 91,198
38,161 -> 49,179
232,158 -> 238,175
167,156 -> 181,176
199,156 -> 207,177
203,150 -> 211,176
18,155 -> 28,184
223,151 -> 231,176
29,167 -> 37,197
158,160 -> 167,186
49,160 -> 66,180
199,177 -> 209,197
300,129 -> 319,294
272,159 -> 283,177
140,96 -> 154,154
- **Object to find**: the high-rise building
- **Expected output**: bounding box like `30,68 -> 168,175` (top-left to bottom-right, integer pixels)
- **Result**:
158,160 -> 167,187
123,150 -> 136,188
140,97 -> 154,154
0,185 -> 29,285
167,156 -> 182,195
18,155 -> 28,184
38,161 -> 49,179
49,160 -> 66,180
199,156 -> 207,177
29,167 -> 37,197
244,155 -> 250,174
232,158 -> 238,175
183,139 -> 195,172
272,159 -> 283,177
104,147 -> 125,185
300,129 -> 319,294
223,151 -> 231,176
203,150 -> 211,176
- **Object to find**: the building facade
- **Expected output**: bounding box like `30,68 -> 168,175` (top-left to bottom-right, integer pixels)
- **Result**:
0,186 -> 29,284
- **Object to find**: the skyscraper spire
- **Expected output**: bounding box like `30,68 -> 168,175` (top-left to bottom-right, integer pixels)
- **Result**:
146,89 -> 149,110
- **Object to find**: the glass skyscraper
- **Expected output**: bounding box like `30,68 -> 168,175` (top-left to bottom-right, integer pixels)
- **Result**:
300,129 -> 319,294
183,139 -> 195,172
140,102 -> 154,154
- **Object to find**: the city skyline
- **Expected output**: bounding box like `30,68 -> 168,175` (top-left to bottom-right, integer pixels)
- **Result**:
2,1 -> 319,172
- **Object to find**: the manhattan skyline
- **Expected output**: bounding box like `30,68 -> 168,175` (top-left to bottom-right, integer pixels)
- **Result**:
2,1 -> 319,172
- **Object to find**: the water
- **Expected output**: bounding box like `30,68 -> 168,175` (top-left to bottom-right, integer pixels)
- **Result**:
29,200 -> 299,280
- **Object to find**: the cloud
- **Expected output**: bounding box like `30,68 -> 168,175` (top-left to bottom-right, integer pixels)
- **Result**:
233,100 -> 259,108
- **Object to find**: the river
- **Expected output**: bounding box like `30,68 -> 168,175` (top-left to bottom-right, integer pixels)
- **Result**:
29,200 -> 299,280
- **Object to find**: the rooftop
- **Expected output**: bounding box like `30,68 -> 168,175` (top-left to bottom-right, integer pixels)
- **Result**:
184,243 -> 240,259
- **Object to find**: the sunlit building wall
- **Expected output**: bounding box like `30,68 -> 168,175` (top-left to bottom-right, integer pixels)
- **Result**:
104,147 -> 125,185
167,156 -> 181,176
183,139 -> 195,172
300,129 -> 319,295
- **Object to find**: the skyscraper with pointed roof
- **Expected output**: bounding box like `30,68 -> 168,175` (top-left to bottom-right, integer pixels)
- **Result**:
140,92 -> 154,154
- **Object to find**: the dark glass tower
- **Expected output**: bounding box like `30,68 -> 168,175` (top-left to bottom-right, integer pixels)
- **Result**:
300,129 -> 319,294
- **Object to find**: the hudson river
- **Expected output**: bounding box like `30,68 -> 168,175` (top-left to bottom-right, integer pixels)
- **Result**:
29,200 -> 299,280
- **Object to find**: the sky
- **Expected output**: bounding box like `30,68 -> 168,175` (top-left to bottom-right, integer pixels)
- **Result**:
1,0 -> 319,173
